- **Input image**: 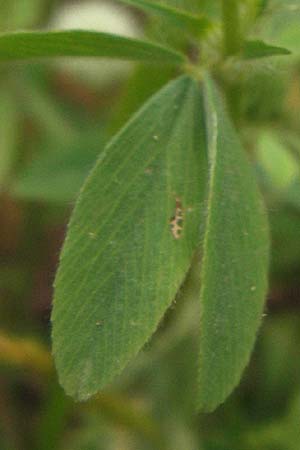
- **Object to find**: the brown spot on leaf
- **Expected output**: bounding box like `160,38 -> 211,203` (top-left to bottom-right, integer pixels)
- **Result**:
169,198 -> 183,239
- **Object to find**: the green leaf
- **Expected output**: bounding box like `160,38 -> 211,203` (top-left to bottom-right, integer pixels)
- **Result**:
256,131 -> 299,192
119,0 -> 212,35
258,3 -> 300,55
270,208 -> 300,278
0,0 -> 44,31
15,70 -> 75,143
241,39 -> 291,59
12,131 -> 103,203
0,30 -> 185,65
0,89 -> 18,189
52,75 -> 207,400
254,131 -> 300,211
197,76 -> 270,412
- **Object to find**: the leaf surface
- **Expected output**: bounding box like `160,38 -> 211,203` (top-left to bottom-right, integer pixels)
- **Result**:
0,90 -> 18,189
52,75 -> 207,400
242,39 -> 291,59
258,3 -> 300,55
0,30 -> 185,64
119,0 -> 212,35
12,131 -> 103,203
256,131 -> 299,193
198,76 -> 270,412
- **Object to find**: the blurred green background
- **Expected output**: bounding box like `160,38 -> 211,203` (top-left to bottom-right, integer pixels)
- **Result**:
1,1 -> 300,449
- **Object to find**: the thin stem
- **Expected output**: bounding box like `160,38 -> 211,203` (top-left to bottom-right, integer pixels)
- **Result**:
222,0 -> 242,57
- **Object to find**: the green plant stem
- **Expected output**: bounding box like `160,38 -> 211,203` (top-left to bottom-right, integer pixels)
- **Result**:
220,0 -> 243,122
222,0 -> 242,57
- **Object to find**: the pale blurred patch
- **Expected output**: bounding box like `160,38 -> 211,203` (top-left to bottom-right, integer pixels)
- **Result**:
48,1 -> 142,87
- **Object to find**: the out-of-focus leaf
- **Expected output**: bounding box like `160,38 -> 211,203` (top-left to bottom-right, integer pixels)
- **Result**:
0,0 -> 44,30
255,131 -> 300,211
61,413 -> 120,450
35,382 -> 72,450
270,208 -> 300,278
197,76 -> 270,412
52,76 -> 207,400
283,391 -> 300,448
0,30 -> 185,64
9,0 -> 44,30
258,315 -> 300,402
141,0 -> 204,15
241,39 -> 291,59
119,0 -> 212,35
241,71 -> 287,123
12,131 -> 103,203
0,90 -> 18,190
284,180 -> 300,210
258,3 -> 300,55
247,389 -> 300,450
256,131 -> 299,192
16,76 -> 75,143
